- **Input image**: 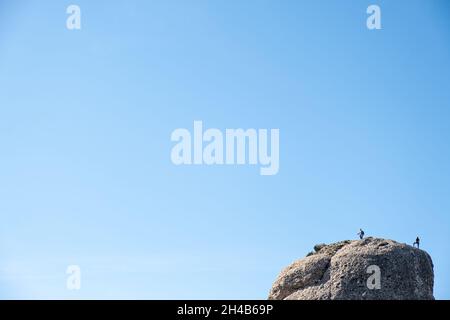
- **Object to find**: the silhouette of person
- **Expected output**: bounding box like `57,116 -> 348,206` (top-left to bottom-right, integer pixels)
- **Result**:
413,236 -> 420,248
357,229 -> 365,240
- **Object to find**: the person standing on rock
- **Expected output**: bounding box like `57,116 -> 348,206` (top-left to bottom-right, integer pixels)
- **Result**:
357,229 -> 365,240
413,236 -> 420,248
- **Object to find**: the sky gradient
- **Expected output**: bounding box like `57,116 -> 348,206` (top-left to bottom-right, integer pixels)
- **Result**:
0,0 -> 449,299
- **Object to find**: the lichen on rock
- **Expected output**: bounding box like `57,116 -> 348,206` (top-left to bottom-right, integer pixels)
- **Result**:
268,237 -> 434,300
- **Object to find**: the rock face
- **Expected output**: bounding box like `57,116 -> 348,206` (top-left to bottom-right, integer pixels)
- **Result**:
268,238 -> 434,300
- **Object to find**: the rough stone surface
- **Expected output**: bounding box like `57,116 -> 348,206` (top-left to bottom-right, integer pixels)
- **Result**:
268,238 -> 434,300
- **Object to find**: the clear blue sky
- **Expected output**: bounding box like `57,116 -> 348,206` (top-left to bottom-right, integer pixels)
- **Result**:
0,0 -> 449,299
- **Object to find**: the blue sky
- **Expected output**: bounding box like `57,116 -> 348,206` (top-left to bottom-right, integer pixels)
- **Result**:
0,0 -> 449,299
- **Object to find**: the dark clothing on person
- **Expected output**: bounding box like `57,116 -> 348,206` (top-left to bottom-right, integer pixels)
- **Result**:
357,229 -> 365,240
413,237 -> 420,248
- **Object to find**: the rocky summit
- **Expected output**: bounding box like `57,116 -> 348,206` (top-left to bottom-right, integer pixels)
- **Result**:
268,237 -> 434,300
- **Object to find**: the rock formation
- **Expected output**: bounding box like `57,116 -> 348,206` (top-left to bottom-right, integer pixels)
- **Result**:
268,237 -> 434,300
